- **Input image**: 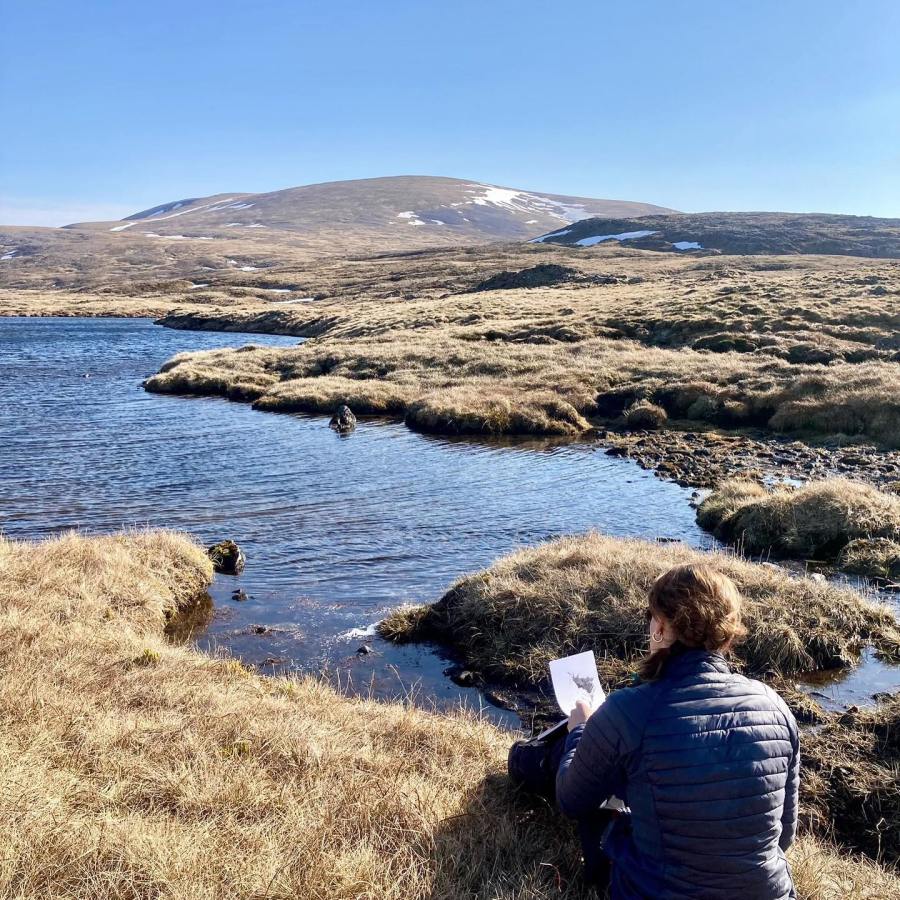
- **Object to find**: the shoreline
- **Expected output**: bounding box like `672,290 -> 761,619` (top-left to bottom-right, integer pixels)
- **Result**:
5,308 -> 897,490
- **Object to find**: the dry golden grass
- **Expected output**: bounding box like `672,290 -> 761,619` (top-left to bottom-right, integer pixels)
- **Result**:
5,236 -> 899,444
139,247 -> 900,444
0,529 -> 897,896
380,532 -> 900,684
698,479 -> 900,568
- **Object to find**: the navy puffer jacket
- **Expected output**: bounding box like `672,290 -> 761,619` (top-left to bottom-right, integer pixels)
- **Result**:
556,648 -> 799,899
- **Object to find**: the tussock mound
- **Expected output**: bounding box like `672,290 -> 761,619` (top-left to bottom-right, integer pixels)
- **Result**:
698,479 -> 900,574
380,532 -> 900,684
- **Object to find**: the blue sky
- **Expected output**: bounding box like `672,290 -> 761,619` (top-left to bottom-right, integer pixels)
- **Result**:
2,1 -> 899,225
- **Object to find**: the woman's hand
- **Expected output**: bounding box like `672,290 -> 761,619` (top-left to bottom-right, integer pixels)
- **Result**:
568,699 -> 593,731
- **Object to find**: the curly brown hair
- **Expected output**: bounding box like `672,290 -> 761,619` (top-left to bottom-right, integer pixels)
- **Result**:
640,563 -> 748,681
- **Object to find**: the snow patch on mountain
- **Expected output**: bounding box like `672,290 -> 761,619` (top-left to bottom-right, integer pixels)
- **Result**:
530,228 -> 573,244
575,230 -> 657,247
397,211 -> 425,226
464,184 -> 591,224
1,249 -> 19,260
109,222 -> 136,232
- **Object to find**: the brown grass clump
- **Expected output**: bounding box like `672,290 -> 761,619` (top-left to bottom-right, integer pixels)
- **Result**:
405,386 -> 591,436
380,532 -> 900,685
623,400 -> 668,430
0,530 -> 897,896
698,479 -> 900,565
840,539 -> 900,582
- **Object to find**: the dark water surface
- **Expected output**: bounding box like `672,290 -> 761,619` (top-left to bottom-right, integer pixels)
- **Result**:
2,317 -> 896,723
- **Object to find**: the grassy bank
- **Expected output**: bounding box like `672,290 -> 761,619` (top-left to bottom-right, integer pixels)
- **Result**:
698,479 -> 900,580
381,532 -> 900,684
143,248 -> 900,445
2,530 -> 898,897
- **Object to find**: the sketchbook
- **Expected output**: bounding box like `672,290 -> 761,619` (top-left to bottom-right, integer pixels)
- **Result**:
548,650 -> 605,716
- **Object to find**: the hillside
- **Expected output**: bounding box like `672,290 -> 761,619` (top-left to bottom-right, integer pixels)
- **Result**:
0,176 -> 673,290
531,211 -> 900,258
67,175 -> 674,242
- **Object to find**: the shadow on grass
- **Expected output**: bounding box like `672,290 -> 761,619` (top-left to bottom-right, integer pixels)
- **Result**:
427,772 -> 601,900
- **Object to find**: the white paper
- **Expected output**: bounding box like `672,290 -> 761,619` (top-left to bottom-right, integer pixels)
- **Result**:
548,650 -> 605,716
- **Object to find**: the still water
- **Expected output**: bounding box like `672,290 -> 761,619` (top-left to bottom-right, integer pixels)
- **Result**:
1,317 -> 894,722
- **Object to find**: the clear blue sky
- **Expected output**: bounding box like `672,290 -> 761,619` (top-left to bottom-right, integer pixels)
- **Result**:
3,0 -> 899,225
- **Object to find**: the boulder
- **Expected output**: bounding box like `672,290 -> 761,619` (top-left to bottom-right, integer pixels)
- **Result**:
329,405 -> 357,433
208,540 -> 246,575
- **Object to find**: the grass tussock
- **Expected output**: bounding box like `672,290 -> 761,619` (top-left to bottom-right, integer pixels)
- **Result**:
698,479 -> 900,572
0,530 -> 898,896
380,532 -> 900,685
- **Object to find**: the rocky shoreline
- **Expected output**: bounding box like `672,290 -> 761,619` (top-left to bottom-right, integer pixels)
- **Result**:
597,425 -> 900,490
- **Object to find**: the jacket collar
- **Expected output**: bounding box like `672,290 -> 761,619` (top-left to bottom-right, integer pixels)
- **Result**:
661,645 -> 731,679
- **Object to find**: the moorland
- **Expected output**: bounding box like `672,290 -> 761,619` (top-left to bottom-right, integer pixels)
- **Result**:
3,190 -> 900,896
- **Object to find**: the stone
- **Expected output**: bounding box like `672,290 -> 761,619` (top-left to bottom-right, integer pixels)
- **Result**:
329,405 -> 357,433
208,540 -> 246,575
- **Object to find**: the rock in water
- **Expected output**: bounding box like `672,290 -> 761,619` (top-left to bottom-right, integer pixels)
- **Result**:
208,540 -> 246,575
329,405 -> 357,433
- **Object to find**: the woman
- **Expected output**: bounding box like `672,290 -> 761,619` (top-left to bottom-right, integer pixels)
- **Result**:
556,563 -> 799,899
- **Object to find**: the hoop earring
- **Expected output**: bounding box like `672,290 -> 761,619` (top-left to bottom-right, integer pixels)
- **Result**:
651,631 -> 664,644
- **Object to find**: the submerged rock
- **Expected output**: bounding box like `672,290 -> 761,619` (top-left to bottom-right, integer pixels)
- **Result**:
329,405 -> 357,433
208,539 -> 246,575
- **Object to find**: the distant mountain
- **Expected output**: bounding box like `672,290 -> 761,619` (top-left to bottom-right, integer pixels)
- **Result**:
530,211 -> 900,258
66,175 -> 674,243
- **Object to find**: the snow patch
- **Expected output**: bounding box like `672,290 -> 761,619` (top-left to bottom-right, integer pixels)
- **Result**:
269,297 -> 316,305
575,230 -> 657,247
109,222 -> 136,232
1,249 -> 19,260
463,183 -> 591,224
190,282 -> 210,288
151,200 -> 231,220
530,228 -> 572,244
397,211 -> 425,226
672,240 -> 703,250
240,265 -> 259,271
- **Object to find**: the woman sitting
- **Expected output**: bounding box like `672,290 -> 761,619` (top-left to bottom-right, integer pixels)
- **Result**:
556,563 -> 799,898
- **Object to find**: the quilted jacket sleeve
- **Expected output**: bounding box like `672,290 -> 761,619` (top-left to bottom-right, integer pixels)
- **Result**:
555,691 -> 640,819
779,717 -> 800,851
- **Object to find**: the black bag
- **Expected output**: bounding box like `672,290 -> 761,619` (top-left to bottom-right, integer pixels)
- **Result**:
507,719 -> 569,799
